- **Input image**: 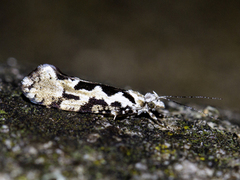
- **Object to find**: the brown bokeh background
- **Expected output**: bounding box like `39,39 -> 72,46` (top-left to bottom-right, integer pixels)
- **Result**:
0,1 -> 240,113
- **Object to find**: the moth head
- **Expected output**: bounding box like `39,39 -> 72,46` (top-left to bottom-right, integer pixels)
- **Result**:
144,91 -> 165,110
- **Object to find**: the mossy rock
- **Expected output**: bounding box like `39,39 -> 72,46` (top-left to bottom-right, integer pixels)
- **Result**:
0,62 -> 240,180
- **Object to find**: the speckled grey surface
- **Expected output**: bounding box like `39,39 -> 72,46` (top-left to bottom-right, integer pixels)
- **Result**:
0,62 -> 240,180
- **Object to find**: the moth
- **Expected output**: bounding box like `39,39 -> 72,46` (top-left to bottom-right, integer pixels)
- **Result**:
21,64 -> 219,121
21,64 -> 167,120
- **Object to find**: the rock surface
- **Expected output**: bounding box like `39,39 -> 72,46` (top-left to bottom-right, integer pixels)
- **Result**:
0,62 -> 240,180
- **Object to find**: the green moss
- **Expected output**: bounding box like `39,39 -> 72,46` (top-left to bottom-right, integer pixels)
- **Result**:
0,110 -> 7,114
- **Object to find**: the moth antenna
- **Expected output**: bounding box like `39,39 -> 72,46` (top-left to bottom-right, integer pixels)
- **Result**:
159,95 -> 222,100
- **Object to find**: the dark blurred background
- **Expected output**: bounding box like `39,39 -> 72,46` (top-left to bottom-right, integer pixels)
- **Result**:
0,1 -> 239,112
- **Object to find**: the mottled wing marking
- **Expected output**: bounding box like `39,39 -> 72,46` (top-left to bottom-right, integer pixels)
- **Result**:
21,64 -> 165,120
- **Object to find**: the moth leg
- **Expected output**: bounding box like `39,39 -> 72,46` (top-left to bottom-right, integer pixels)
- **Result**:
112,111 -> 118,121
150,118 -> 165,127
144,110 -> 165,126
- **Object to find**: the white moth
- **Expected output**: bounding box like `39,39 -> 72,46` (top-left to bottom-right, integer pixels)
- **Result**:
21,64 -> 166,120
